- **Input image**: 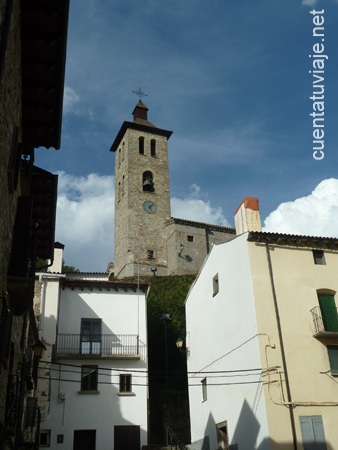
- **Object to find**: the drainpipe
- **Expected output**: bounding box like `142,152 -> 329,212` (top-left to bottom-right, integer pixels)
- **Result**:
265,243 -> 298,450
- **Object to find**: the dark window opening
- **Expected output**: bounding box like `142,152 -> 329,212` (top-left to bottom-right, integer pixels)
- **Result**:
147,250 -> 154,259
151,139 -> 156,157
119,374 -> 132,393
313,250 -> 326,265
139,137 -> 144,155
213,274 -> 219,297
201,378 -> 207,401
39,430 -> 51,447
81,365 -> 98,391
187,235 -> 194,242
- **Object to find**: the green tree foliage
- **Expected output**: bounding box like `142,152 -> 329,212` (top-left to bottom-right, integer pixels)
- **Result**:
147,275 -> 195,444
147,275 -> 195,388
62,260 -> 80,273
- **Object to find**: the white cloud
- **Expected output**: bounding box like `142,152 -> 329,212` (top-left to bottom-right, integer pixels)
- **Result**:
55,175 -> 231,271
62,85 -> 95,120
263,179 -> 338,238
63,86 -> 80,115
172,184 -> 231,227
302,0 -> 318,5
55,172 -> 115,271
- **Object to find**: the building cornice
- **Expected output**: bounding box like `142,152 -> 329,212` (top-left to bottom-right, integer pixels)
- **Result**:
248,231 -> 338,250
166,217 -> 236,234
110,121 -> 173,152
61,279 -> 149,292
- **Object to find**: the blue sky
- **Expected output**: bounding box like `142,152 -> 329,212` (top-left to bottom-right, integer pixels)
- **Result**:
36,0 -> 338,271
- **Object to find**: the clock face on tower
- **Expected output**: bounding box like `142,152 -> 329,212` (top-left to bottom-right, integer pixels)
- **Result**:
143,200 -> 157,214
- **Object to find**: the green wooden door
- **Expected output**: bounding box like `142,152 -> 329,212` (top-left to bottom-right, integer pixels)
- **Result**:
318,294 -> 338,332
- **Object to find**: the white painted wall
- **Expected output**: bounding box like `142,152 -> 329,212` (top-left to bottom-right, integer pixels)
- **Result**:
38,281 -> 148,450
185,234 -> 271,450
58,287 -> 146,344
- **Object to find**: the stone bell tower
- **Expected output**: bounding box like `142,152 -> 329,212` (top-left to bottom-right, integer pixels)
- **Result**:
110,101 -> 173,279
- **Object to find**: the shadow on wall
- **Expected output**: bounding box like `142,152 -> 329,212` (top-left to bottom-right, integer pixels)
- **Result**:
39,298 -> 147,449
196,400 -> 334,450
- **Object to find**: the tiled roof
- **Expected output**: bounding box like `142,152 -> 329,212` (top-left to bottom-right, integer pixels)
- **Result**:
248,231 -> 338,249
166,217 -> 236,233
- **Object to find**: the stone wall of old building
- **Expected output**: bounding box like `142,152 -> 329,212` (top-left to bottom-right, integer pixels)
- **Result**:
166,219 -> 236,276
0,0 -> 23,433
114,128 -> 171,278
0,0 -> 22,293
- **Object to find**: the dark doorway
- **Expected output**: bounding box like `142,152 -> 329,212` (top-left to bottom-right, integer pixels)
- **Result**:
114,425 -> 140,450
73,430 -> 96,450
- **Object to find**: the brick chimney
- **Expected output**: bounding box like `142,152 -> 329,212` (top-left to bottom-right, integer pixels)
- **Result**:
234,197 -> 261,234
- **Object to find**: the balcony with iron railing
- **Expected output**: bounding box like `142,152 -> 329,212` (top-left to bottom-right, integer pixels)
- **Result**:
311,306 -> 338,339
56,334 -> 145,360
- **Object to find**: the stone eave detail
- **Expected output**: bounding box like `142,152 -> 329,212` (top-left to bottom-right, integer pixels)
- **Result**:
110,121 -> 173,152
61,279 -> 149,292
248,231 -> 338,250
166,217 -> 236,234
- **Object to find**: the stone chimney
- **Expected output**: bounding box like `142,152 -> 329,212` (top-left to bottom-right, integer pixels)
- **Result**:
234,197 -> 261,234
48,242 -> 64,273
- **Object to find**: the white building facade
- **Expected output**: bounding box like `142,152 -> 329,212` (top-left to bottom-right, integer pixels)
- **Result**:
35,246 -> 149,450
185,231 -> 338,450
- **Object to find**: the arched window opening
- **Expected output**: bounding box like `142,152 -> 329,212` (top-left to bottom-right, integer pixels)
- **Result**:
151,139 -> 156,157
143,171 -> 154,192
139,137 -> 145,155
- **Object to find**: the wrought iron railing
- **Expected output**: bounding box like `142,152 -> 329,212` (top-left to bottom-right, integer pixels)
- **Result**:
165,426 -> 189,450
311,306 -> 338,334
57,334 -> 144,357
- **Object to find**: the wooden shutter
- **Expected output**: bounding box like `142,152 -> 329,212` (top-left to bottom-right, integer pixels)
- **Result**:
318,294 -> 338,332
300,416 -> 327,450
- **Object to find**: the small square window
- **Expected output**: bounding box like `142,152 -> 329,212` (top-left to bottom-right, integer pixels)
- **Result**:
213,274 -> 219,297
201,378 -> 207,401
81,365 -> 98,391
57,435 -> 64,444
327,345 -> 338,375
119,374 -> 132,393
40,430 -> 51,447
313,250 -> 326,265
187,235 -> 194,242
147,250 -> 154,259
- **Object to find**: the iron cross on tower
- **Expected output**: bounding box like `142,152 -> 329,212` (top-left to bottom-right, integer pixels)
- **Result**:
132,87 -> 148,99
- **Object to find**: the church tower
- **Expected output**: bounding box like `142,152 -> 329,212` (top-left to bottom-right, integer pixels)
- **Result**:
110,101 -> 173,278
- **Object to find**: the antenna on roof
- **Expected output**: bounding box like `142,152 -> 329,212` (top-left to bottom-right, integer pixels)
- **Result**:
132,87 -> 148,100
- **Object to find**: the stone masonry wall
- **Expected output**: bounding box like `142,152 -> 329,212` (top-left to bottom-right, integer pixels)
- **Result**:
0,0 -> 23,428
114,128 -> 171,278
